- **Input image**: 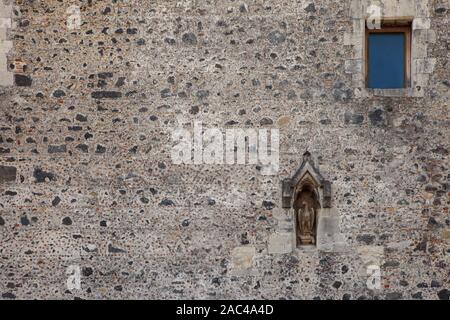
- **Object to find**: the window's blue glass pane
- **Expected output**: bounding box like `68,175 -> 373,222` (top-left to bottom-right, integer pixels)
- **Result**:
368,33 -> 405,88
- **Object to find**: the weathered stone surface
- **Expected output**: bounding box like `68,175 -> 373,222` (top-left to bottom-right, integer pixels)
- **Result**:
0,0 -> 448,300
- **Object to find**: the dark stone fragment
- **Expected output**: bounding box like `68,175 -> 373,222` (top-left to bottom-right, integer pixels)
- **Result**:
126,28 -> 137,35
62,217 -> 72,225
333,82 -> 353,101
182,219 -> 190,227
267,30 -> 286,45
100,220 -> 107,227
342,293 -> 351,300
149,115 -> 158,121
435,7 -> 446,14
260,118 -> 273,125
53,90 -> 65,98
341,265 -> 349,274
0,216 -> 4,226
75,114 -> 88,122
52,196 -> 61,206
189,106 -> 199,115
2,292 -> 16,299
33,168 -> 55,183
68,126 -> 82,131
98,72 -> 113,79
140,197 -> 149,204
48,145 -> 67,153
26,137 -> 36,143
369,109 -> 385,126
241,233 -> 250,245
182,33 -> 197,45
14,74 -> 32,86
431,146 -> 448,155
115,77 -> 126,87
76,144 -> 89,153
412,292 -> 423,299
400,280 -> 409,287
417,282 -> 428,288
20,216 -> 30,226
137,38 -> 145,45
414,239 -> 428,252
262,200 -> 275,210
108,244 -> 126,253
437,289 -> 450,300
431,280 -> 441,288
85,132 -> 93,139
385,292 -> 402,300
164,38 -> 176,45
91,91 -> 122,99
208,198 -> 216,206
5,191 -> 17,196
196,90 -> 209,99
344,112 -> 364,125
332,281 -> 342,289
383,260 -> 400,268
225,120 -> 238,125
304,3 -> 316,12
159,199 -> 175,206
0,147 -> 10,154
96,145 -> 106,154
356,234 -> 375,245
82,267 -> 93,277
0,166 -> 17,183
160,88 -> 171,98
114,285 -> 123,291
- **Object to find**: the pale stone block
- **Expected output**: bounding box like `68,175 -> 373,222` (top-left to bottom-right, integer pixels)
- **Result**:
0,71 -> 12,86
0,3 -> 12,18
373,88 -> 409,97
414,29 -> 436,44
412,40 -> 428,58
352,18 -> 365,34
344,33 -> 363,47
354,87 -> 370,98
345,59 -> 362,74
415,0 -> 430,17
316,216 -> 338,250
0,27 -> 6,40
350,0 -> 363,18
268,232 -> 294,254
352,72 -> 365,87
413,73 -> 430,86
231,246 -> 255,273
414,58 -> 436,74
0,39 -> 12,53
413,18 -> 430,30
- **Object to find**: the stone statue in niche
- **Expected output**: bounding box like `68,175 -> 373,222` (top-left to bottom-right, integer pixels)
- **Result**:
281,151 -> 332,248
294,188 -> 319,245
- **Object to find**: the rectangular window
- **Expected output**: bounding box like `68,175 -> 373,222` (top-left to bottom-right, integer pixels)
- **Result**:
366,25 -> 411,89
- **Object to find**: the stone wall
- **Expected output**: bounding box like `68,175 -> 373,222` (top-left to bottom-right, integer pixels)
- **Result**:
0,0 -> 449,300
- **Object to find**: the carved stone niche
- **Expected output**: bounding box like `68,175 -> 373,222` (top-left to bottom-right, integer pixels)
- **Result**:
268,152 -> 346,254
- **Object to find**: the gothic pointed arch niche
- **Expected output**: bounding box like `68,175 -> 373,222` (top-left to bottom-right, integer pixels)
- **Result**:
282,152 -> 332,247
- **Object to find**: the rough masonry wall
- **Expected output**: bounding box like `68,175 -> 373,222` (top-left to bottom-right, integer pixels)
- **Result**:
0,0 -> 449,300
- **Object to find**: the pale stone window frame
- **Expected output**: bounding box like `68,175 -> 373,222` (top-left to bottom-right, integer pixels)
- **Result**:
344,0 -> 436,98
